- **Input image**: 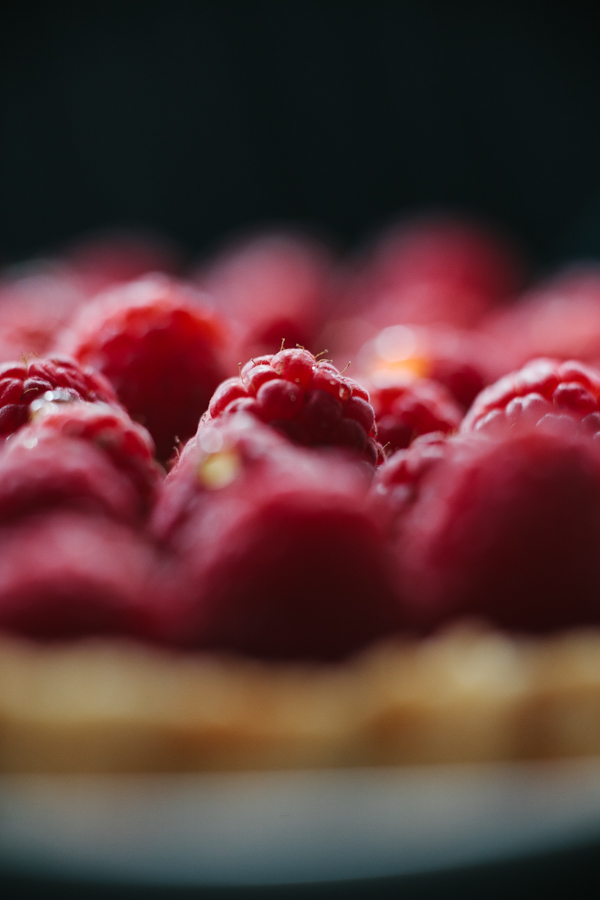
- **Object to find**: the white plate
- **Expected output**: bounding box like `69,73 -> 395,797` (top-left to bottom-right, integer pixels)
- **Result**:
2,760 -> 600,887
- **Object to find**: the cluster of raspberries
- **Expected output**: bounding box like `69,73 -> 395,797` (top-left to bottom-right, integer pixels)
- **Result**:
4,220 -> 600,663
0,356 -> 163,640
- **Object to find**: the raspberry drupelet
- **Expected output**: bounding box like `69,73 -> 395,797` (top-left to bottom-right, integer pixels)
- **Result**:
0,356 -> 117,438
57,275 -> 229,463
202,348 -> 383,465
461,358 -> 600,436
370,379 -> 462,455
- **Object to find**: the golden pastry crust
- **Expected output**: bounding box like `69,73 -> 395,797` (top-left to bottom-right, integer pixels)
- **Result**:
1,624 -> 600,773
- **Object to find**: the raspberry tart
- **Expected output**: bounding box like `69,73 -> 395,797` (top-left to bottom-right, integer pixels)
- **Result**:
1,238 -> 600,773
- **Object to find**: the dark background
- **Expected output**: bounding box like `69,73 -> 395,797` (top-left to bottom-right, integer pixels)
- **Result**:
2,1 -> 600,268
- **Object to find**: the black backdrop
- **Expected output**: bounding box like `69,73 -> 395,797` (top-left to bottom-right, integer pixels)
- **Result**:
2,1 -> 600,268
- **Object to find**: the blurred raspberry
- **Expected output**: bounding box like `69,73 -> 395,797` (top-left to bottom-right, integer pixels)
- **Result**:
27,400 -> 162,519
0,263 -> 86,361
0,511 -> 159,641
484,266 -> 600,369
202,347 -> 383,465
63,230 -> 182,296
354,323 -> 505,410
340,213 -> 526,331
398,427 -> 600,634
196,231 -> 335,361
462,357 -> 600,435
152,417 -> 404,661
153,414 -> 289,545
0,428 -> 150,528
0,355 -> 117,438
57,275 -> 229,463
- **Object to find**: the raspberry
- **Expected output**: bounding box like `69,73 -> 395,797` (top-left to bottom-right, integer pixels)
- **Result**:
152,415 -> 289,544
0,511 -> 159,641
0,430 -> 148,528
196,231 -> 333,360
370,379 -> 462,454
462,358 -> 600,436
64,230 -> 181,296
398,427 -> 600,634
343,214 -> 525,331
57,275 -> 229,463
152,418 -> 404,661
427,349 -> 491,411
0,355 -> 117,438
26,400 -> 162,520
0,263 -> 85,361
355,324 -> 502,410
202,349 -> 383,465
484,265 -> 600,369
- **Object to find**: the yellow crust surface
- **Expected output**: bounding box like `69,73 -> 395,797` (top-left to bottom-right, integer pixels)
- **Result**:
1,624 -> 600,772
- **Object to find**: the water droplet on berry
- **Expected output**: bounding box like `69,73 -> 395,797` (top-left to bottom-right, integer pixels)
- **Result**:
198,448 -> 241,490
198,428 -> 224,455
44,388 -> 79,404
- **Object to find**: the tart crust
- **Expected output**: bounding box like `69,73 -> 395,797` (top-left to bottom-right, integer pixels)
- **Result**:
1,624 -> 600,772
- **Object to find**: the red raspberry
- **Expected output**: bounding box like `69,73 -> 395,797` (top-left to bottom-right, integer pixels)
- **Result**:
0,511 -> 159,641
64,230 -> 182,296
484,265 -> 600,369
57,275 -> 229,463
398,427 -> 600,635
462,358 -> 600,436
152,418 -> 404,661
0,428 -> 148,528
152,415 -> 292,544
426,339 -> 495,410
203,349 -> 383,465
0,263 -> 85,361
370,379 -> 462,454
0,355 -> 117,438
196,231 -> 333,360
342,214 -> 525,330
27,399 -> 163,519
353,324 -> 503,411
